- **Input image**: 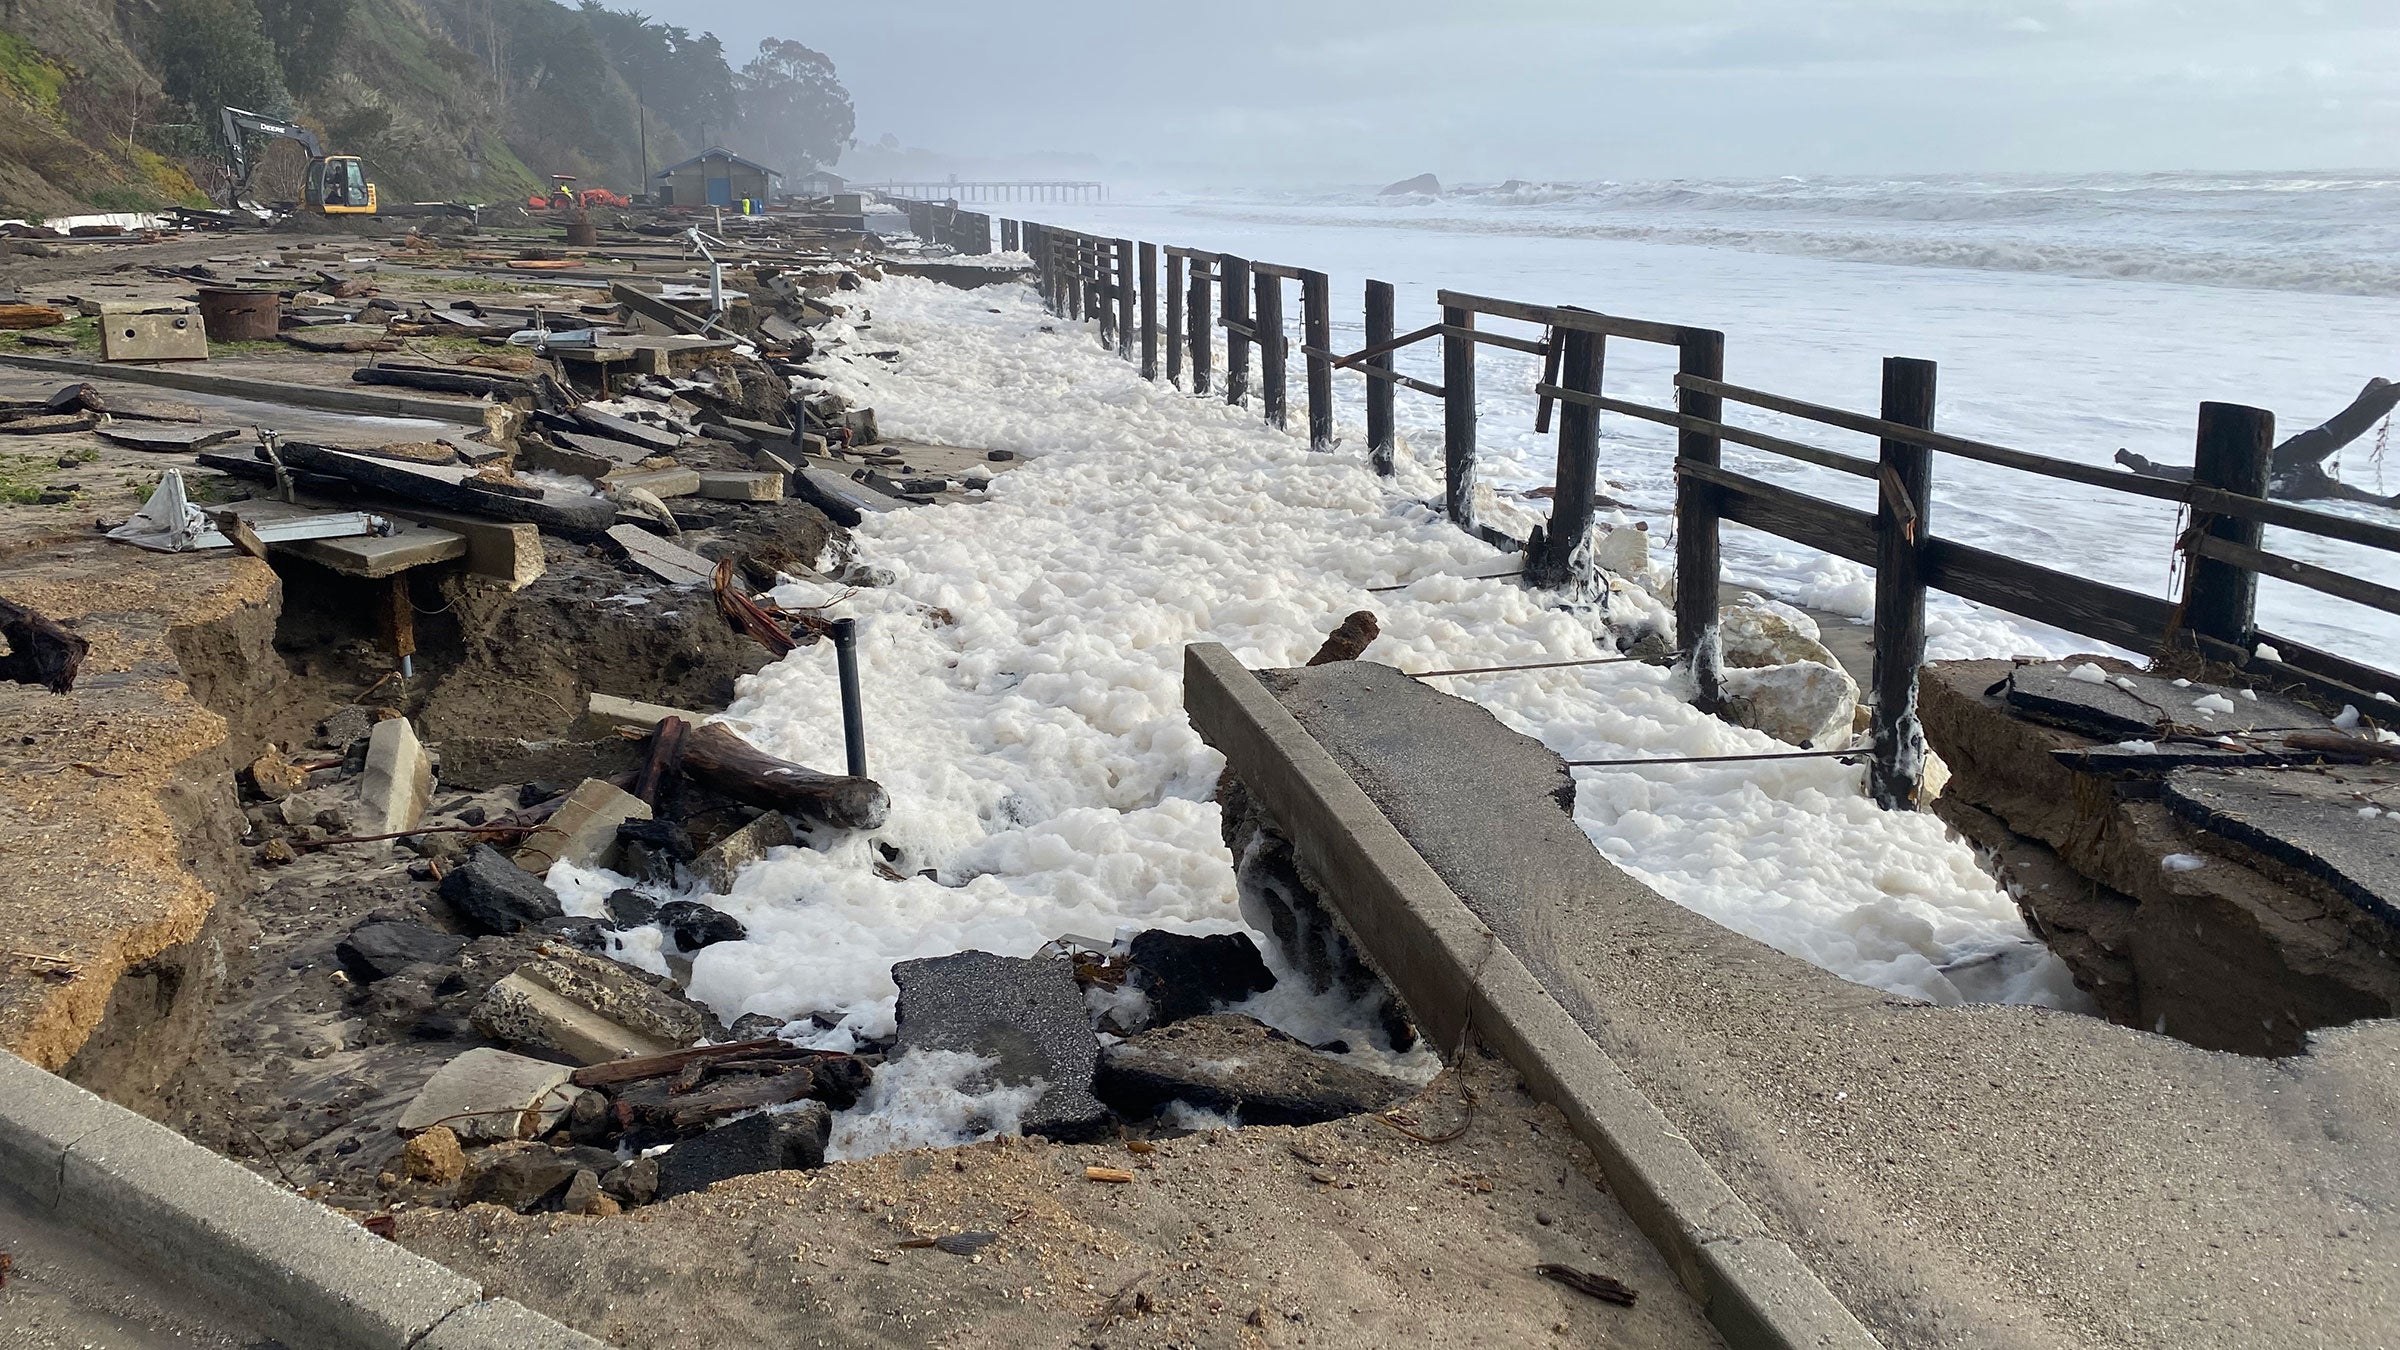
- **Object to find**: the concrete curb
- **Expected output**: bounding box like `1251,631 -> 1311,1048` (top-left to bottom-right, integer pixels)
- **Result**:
1185,643 -> 1881,1350
0,1050 -> 606,1349
0,351 -> 490,425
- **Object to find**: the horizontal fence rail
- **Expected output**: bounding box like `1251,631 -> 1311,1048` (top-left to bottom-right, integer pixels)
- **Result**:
1004,216 -> 2400,805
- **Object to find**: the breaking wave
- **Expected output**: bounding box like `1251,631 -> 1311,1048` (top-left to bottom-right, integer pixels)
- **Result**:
1175,171 -> 2400,296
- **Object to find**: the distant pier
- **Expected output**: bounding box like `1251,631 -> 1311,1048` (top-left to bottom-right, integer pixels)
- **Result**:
869,179 -> 1104,203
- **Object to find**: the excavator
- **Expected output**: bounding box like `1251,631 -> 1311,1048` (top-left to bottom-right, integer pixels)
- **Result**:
219,106 -> 377,215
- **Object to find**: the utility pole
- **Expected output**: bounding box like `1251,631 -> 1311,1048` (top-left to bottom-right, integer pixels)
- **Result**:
637,85 -> 650,188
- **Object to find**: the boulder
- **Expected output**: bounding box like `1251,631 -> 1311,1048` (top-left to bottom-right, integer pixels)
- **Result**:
1096,1015 -> 1417,1127
400,1125 -> 466,1184
601,1156 -> 660,1206
334,920 -> 467,983
655,1104 -> 832,1200
655,899 -> 746,954
246,745 -> 309,801
439,845 -> 566,934
1379,173 -> 1441,196
603,888 -> 660,928
459,1142 -> 583,1212
1125,930 -> 1277,1025
892,950 -> 1111,1142
1720,658 -> 1858,749
398,1048 -> 581,1143
1717,596 -> 1841,671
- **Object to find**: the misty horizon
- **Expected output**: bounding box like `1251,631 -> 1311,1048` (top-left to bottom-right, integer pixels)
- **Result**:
683,0 -> 2398,185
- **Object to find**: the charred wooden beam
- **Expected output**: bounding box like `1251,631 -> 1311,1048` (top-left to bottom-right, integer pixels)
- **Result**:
680,721 -> 889,831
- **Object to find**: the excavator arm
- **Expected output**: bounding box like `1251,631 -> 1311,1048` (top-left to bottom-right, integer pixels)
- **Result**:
219,106 -> 325,207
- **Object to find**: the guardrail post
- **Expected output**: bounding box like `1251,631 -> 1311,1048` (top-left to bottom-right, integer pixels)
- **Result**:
2183,402 -> 2275,652
1001,218 -> 1019,252
1188,260 -> 1212,396
1166,252 -> 1186,387
1441,303 -> 1476,525
1221,255 -> 1251,407
1065,236 -> 1082,321
1116,239 -> 1137,361
1674,329 -> 1726,712
1138,242 -> 1158,378
1257,270 -> 1287,429
1528,326 -> 1604,590
1365,280 -> 1395,475
1301,270 -> 1334,450
1870,356 -> 1937,809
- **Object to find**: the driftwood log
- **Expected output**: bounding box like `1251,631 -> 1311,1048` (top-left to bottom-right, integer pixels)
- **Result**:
0,598 -> 88,693
680,721 -> 889,831
2117,377 -> 2399,507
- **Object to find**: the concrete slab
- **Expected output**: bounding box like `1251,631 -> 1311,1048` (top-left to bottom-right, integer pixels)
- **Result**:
280,517 -> 468,578
358,716 -> 433,836
513,776 -> 651,875
1196,648 -> 2400,1350
397,1047 -> 580,1143
690,809 -> 795,894
605,523 -> 715,587
584,690 -> 704,734
697,470 -> 781,501
2162,765 -> 2400,928
606,466 -> 702,499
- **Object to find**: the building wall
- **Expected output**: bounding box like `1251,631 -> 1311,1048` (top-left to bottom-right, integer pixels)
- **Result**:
659,163 -> 773,208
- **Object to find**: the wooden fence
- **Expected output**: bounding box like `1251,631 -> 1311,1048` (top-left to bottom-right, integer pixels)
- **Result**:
1007,217 -> 2400,808
892,200 -> 994,255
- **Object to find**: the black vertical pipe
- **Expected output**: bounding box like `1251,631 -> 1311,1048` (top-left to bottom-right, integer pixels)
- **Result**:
831,617 -> 867,779
1870,357 -> 1937,809
1365,279 -> 1394,475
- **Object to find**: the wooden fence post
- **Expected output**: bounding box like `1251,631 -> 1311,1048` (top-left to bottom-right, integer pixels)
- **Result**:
1527,327 -> 1604,590
1870,357 -> 1937,809
1365,279 -> 1395,475
1116,239 -> 1137,361
1257,270 -> 1287,429
1221,255 -> 1251,407
1674,329 -> 1726,713
1188,261 -> 1212,396
1066,236 -> 1083,321
1441,303 -> 1476,525
1301,269 -> 1333,450
1166,253 -> 1186,387
2183,402 -> 2275,652
1001,218 -> 1019,252
1138,242 -> 1158,379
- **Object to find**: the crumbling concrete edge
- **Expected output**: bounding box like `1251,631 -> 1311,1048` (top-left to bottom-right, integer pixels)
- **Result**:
1184,643 -> 1880,1350
0,351 -> 489,426
0,1050 -> 606,1349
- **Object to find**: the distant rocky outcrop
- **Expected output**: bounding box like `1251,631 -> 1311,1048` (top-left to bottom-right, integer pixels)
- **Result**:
1379,173 -> 1441,197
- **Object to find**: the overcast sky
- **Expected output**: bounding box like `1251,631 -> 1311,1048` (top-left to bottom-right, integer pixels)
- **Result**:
694,1 -> 2398,184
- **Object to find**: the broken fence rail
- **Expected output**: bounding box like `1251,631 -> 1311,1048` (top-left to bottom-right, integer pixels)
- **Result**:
1008,216 -> 2400,809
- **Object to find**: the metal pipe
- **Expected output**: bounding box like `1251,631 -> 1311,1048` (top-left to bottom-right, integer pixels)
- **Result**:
831,618 -> 867,778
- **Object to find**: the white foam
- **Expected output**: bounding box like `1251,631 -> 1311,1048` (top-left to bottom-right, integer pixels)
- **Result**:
823,1050 -> 1046,1160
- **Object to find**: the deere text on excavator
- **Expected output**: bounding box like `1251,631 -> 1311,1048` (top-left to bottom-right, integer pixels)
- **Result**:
219,106 -> 377,216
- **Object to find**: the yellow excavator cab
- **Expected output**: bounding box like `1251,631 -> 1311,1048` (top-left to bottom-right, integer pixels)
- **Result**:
303,155 -> 378,215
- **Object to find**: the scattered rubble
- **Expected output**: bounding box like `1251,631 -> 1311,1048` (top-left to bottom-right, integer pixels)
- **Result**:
1097,1015 -> 1417,1127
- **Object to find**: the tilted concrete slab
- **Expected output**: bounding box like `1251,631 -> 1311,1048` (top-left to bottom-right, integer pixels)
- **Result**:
1188,646 -> 2400,1350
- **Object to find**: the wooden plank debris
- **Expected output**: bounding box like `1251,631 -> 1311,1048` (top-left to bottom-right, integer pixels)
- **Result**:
96,425 -> 242,453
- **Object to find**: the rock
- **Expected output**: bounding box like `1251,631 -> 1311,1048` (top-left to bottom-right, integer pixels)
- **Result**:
726,1013 -> 788,1041
247,745 -> 308,801
560,1168 -> 602,1215
1126,930 -> 1278,1025
460,1142 -> 580,1212
470,946 -> 706,1064
1717,596 -> 1840,671
655,899 -> 746,953
439,845 -> 566,934
689,810 -> 796,894
1305,611 -> 1380,666
565,1088 -> 616,1145
359,718 -> 434,836
616,818 -> 694,885
601,1156 -> 659,1206
398,1048 -> 581,1143
539,915 -> 611,950
893,950 -> 1111,1142
513,777 -> 652,876
334,920 -> 467,983
1720,659 -> 1859,749
655,1104 -> 832,1200
1380,173 -> 1442,196
603,888 -> 660,928
1593,524 -> 1649,578
256,838 -> 298,866
1096,1015 -> 1416,1127
400,1125 -> 467,1184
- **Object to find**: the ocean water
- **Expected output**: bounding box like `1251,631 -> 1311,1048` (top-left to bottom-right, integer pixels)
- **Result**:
1027,172 -> 2400,677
